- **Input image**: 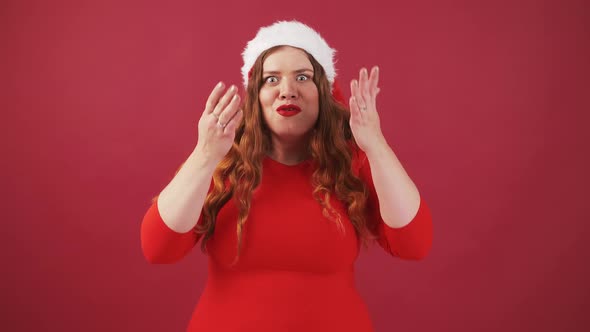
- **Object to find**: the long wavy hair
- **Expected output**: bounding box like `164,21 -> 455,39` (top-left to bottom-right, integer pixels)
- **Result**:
174,46 -> 378,264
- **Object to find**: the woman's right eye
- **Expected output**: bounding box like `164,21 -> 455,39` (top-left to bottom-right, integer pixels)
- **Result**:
264,76 -> 278,84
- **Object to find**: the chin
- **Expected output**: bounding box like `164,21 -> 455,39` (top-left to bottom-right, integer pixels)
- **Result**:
271,127 -> 314,140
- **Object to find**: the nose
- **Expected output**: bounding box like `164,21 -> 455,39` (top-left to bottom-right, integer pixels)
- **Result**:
279,79 -> 298,100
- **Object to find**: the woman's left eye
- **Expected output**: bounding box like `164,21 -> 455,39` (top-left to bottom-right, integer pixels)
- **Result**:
296,75 -> 308,81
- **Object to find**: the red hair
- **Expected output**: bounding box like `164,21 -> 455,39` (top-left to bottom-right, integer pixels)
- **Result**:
195,46 -> 377,264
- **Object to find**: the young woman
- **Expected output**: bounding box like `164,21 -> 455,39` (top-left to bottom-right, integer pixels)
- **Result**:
141,20 -> 433,331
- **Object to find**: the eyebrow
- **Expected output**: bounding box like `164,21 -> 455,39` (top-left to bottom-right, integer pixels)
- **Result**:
262,69 -> 314,75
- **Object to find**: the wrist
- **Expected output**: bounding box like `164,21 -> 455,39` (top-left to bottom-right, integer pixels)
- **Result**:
189,147 -> 219,174
364,136 -> 390,160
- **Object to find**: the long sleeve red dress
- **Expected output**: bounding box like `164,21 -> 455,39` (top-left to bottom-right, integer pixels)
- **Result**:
141,146 -> 433,331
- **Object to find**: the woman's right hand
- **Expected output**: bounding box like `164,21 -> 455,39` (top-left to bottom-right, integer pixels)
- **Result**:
194,82 -> 244,164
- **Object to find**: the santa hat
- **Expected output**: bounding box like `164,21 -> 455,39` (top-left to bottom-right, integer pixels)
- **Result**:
241,20 -> 338,92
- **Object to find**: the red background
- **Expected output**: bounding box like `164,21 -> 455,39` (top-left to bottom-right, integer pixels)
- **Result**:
3,0 -> 589,331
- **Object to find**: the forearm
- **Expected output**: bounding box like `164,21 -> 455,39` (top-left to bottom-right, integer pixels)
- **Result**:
365,138 -> 421,228
157,147 -> 218,233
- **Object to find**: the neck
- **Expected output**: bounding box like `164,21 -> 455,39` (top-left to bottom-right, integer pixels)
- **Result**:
268,134 -> 310,165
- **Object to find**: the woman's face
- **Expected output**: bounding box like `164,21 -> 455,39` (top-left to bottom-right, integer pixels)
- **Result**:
258,46 -> 319,140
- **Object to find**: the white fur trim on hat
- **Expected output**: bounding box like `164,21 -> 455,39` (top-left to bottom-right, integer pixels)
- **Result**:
241,20 -> 336,89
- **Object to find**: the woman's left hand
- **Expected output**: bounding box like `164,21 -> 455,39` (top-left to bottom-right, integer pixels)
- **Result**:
349,66 -> 386,153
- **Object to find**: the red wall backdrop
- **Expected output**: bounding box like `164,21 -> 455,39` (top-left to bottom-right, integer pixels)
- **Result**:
3,0 -> 589,331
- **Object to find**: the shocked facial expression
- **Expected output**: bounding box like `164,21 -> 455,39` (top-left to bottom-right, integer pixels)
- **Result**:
258,46 -> 320,140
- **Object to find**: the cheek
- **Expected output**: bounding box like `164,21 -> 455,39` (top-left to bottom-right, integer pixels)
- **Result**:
304,85 -> 319,102
305,88 -> 320,113
258,89 -> 276,108
258,90 -> 275,124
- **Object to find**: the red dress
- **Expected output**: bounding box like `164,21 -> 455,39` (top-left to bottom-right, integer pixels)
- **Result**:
141,147 -> 433,331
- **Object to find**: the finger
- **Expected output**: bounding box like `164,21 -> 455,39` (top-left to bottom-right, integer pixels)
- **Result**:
219,94 -> 241,124
349,96 -> 362,122
369,66 -> 379,97
359,68 -> 370,100
205,81 -> 226,114
351,79 -> 366,110
213,85 -> 237,116
223,109 -> 244,133
350,78 -> 359,98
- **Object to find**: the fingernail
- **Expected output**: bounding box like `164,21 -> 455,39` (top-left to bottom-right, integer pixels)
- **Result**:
217,81 -> 224,88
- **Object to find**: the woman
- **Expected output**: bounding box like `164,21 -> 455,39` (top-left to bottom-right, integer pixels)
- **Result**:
141,20 -> 433,331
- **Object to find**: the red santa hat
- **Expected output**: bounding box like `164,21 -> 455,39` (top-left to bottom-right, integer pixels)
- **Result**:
241,20 -> 339,94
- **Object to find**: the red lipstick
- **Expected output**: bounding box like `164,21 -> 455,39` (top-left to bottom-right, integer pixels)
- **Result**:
276,104 -> 302,117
